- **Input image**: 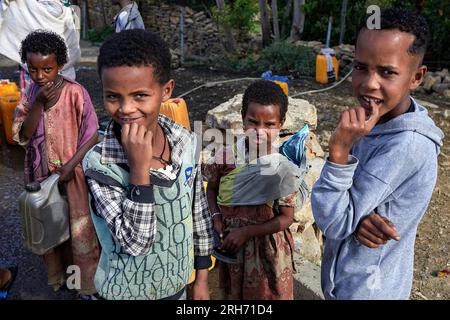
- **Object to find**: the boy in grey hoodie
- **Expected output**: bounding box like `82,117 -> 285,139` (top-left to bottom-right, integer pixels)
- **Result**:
311,8 -> 444,300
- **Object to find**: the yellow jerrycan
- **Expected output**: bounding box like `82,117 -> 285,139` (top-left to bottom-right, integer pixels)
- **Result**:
0,80 -> 21,145
316,48 -> 339,84
160,98 -> 191,130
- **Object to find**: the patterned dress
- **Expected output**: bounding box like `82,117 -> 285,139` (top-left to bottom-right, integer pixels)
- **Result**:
204,144 -> 297,300
12,78 -> 100,295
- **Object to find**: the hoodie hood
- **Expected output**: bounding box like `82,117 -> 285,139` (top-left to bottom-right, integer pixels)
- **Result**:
367,97 -> 444,149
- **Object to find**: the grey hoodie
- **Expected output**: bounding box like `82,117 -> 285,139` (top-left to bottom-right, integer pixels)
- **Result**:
311,97 -> 444,299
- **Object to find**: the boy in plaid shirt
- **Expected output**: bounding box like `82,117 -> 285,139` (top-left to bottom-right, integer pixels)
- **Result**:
83,29 -> 213,300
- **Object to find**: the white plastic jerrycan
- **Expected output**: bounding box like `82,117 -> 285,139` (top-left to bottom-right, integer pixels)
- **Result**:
18,173 -> 70,255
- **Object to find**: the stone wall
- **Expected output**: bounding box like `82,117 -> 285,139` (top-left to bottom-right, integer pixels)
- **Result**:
87,0 -> 223,66
293,40 -> 355,76
419,69 -> 450,97
86,0 -> 115,30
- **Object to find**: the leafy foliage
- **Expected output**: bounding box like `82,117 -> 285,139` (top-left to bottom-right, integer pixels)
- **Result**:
211,0 -> 259,34
299,0 -> 449,69
87,26 -> 114,44
259,41 -> 316,76
225,41 -> 316,77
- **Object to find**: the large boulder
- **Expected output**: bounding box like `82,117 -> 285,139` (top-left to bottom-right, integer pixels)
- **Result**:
294,224 -> 323,266
294,198 -> 313,228
306,132 -> 325,159
205,94 -> 317,134
305,157 -> 326,191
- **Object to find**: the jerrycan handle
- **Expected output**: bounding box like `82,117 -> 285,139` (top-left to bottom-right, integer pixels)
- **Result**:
25,174 -> 61,192
28,174 -> 61,197
25,182 -> 41,192
45,173 -> 61,190
39,173 -> 63,201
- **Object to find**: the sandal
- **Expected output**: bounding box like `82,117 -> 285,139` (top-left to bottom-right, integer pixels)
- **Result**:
0,266 -> 18,300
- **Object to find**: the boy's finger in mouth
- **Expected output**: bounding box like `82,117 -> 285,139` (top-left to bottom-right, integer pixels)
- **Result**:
359,96 -> 382,121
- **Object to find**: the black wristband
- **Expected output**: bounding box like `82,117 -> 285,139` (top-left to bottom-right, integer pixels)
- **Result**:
127,184 -> 155,203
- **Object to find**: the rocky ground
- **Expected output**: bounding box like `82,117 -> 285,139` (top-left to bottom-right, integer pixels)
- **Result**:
0,63 -> 448,299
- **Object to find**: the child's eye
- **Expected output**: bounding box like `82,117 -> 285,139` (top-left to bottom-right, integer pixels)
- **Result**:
353,65 -> 366,71
381,69 -> 396,76
44,68 -> 53,72
135,93 -> 148,99
105,95 -> 118,100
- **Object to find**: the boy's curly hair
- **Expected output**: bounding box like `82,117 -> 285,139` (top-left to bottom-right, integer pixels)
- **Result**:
97,29 -> 171,84
358,7 -> 430,57
242,80 -> 288,122
20,30 -> 68,66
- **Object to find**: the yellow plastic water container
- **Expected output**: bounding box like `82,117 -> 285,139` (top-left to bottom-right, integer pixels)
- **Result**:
261,71 -> 289,96
316,49 -> 339,84
160,98 -> 191,130
0,80 -> 20,145
0,79 -> 19,97
273,80 -> 289,96
0,80 -> 20,126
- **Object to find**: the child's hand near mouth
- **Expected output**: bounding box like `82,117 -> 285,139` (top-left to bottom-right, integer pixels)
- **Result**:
329,101 -> 380,165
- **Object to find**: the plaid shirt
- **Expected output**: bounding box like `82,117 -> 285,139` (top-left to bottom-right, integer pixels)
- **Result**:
86,115 -> 213,267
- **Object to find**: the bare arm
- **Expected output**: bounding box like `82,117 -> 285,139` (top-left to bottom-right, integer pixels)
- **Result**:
57,133 -> 99,183
222,206 -> 294,253
246,206 -> 294,237
20,101 -> 44,142
206,174 -> 224,235
206,178 -> 221,214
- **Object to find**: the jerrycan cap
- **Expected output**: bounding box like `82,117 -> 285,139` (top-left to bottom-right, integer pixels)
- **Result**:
25,182 -> 41,192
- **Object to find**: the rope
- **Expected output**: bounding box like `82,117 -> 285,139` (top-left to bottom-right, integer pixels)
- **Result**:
176,69 -> 353,99
177,77 -> 260,99
290,69 -> 353,97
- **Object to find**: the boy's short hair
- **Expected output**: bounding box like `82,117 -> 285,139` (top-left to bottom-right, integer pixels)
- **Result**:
97,29 -> 171,84
357,7 -> 430,58
20,30 -> 68,66
242,80 -> 288,122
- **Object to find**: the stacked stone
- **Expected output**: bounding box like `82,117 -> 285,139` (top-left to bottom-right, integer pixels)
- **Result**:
140,1 -> 222,62
294,40 -> 355,77
86,1 -> 115,30
203,93 -> 326,265
86,0 -> 223,64
332,43 -> 355,75
419,69 -> 450,97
